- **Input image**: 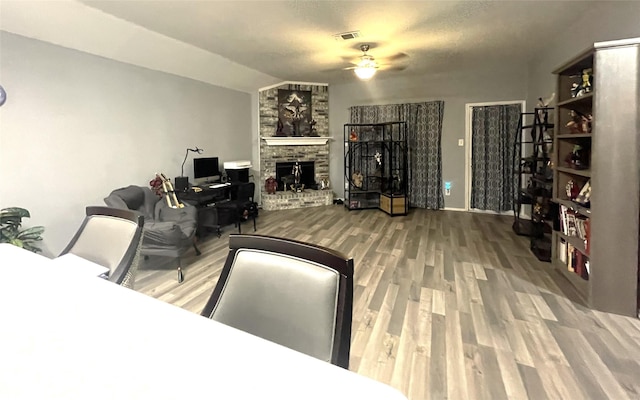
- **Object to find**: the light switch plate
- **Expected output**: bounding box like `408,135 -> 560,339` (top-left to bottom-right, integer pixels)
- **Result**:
458,139 -> 464,146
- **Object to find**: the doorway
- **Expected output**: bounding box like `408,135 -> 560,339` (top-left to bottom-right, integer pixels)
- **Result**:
464,101 -> 525,213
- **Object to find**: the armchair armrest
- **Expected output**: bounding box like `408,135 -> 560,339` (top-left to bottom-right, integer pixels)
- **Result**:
154,202 -> 198,239
143,221 -> 192,248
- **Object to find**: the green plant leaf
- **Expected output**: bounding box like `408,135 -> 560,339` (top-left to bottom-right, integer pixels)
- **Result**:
1,207 -> 43,252
0,207 -> 30,219
16,226 -> 45,240
22,242 -> 42,253
1,207 -> 29,230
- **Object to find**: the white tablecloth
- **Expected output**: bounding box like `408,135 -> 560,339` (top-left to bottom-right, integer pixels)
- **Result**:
0,244 -> 407,400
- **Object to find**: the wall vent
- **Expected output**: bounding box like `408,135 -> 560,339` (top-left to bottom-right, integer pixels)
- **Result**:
333,31 -> 360,41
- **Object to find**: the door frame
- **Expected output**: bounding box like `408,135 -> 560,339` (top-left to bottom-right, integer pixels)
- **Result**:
464,100 -> 526,212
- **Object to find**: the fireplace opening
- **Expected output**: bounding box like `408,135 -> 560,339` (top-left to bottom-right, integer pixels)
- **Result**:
275,161 -> 316,191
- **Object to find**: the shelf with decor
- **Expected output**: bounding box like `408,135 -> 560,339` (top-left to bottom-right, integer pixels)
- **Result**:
550,37 -> 640,317
551,45 -> 594,303
512,107 -> 555,261
344,122 -> 408,215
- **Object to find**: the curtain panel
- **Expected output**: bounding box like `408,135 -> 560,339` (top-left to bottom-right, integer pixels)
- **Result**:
349,101 -> 444,209
470,104 -> 521,212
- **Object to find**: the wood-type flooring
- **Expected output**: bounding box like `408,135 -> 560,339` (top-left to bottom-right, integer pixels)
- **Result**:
135,206 -> 640,400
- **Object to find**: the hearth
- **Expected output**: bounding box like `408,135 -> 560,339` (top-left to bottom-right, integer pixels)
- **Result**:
276,161 -> 316,191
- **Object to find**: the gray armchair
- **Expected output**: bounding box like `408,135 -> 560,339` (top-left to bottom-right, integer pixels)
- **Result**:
104,185 -> 200,283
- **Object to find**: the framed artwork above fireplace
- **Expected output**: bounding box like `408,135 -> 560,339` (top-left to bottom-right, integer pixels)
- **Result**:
277,89 -> 312,136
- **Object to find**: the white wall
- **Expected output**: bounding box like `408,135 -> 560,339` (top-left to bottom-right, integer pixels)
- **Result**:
0,0 -> 281,93
0,32 -> 253,256
329,66 -> 528,209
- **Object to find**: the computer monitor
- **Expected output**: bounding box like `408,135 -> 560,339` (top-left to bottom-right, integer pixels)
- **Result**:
193,157 -> 220,182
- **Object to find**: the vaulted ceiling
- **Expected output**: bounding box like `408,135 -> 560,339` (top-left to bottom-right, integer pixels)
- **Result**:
0,1 -> 617,91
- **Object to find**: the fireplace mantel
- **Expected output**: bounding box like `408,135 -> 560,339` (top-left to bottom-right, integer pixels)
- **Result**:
261,136 -> 330,146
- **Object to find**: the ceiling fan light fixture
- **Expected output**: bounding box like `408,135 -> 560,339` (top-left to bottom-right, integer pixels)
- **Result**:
353,44 -> 377,80
354,65 -> 376,80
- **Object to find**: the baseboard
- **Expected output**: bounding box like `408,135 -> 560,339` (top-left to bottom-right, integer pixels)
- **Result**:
468,208 -> 512,216
443,207 -> 467,212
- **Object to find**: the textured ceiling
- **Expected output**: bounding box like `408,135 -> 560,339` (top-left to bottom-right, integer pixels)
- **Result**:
79,1 -> 596,85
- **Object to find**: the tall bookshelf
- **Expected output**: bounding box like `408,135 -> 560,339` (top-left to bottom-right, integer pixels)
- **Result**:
551,38 -> 640,317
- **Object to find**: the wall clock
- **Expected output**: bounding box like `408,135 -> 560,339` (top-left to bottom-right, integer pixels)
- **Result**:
0,85 -> 6,107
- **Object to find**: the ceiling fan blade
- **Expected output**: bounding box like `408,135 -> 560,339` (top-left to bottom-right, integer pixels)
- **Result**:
343,65 -> 381,71
340,55 -> 360,63
385,52 -> 409,62
384,65 -> 408,72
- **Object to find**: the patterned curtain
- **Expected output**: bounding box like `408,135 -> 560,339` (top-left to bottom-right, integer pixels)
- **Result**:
470,104 -> 521,212
350,101 -> 444,209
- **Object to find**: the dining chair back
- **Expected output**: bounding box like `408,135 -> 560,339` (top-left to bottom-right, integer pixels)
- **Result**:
201,234 -> 353,368
59,206 -> 144,288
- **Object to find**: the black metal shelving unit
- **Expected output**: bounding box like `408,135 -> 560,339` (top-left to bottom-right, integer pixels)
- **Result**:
344,122 -> 408,215
512,107 -> 555,261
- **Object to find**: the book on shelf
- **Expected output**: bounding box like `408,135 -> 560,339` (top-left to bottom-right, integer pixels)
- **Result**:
558,204 -> 590,249
567,243 -> 575,272
575,250 -> 584,276
567,212 -> 577,236
584,218 -> 590,255
562,242 -> 590,280
559,204 -> 578,236
575,217 -> 582,238
559,239 -> 567,264
585,260 -> 590,275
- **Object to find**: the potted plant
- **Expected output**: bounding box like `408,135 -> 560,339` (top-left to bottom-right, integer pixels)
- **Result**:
0,207 -> 45,253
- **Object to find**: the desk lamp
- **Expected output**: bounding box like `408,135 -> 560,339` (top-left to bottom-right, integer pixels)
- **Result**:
175,147 -> 203,191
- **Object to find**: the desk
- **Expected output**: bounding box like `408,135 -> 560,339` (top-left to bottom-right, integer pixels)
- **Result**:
0,245 -> 407,400
178,183 -> 233,237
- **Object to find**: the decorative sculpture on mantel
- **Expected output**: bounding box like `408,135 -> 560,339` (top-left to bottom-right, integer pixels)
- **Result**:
275,118 -> 286,136
290,161 -> 304,192
308,119 -> 318,136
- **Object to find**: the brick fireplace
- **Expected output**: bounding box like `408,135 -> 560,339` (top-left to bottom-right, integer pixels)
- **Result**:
259,83 -> 333,211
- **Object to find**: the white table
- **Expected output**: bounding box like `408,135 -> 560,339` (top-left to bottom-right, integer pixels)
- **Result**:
0,244 -> 407,400
51,253 -> 110,278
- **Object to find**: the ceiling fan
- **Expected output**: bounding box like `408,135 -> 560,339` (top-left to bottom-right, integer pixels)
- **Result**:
344,44 -> 408,80
353,44 -> 377,80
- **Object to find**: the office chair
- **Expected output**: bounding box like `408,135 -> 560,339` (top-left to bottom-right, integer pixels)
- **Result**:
59,206 -> 144,288
201,234 -> 354,369
216,182 -> 258,234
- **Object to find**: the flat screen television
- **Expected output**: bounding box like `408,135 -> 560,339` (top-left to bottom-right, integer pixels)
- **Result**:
193,157 -> 220,181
